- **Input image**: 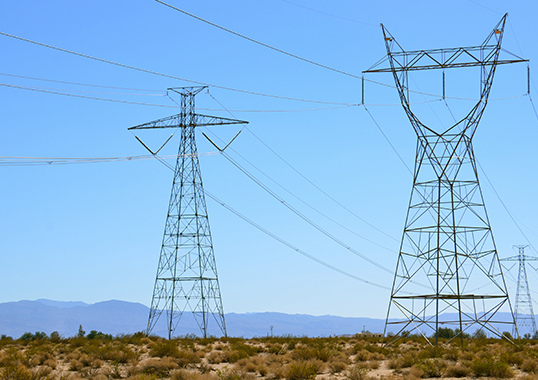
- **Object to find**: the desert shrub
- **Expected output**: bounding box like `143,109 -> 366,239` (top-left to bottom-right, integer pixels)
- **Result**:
234,359 -> 257,373
443,347 -> 460,361
346,365 -> 370,380
69,359 -> 84,371
0,362 -> 34,380
285,362 -> 318,380
522,359 -> 538,374
388,352 -> 416,370
499,350 -> 524,366
266,363 -> 286,380
171,369 -> 215,380
417,346 -> 444,360
519,375 -> 538,380
104,346 -> 138,363
416,358 -> 446,378
401,367 -> 424,380
116,332 -> 147,345
388,358 -> 401,370
137,357 -> 178,377
367,360 -> 379,370
150,340 -> 180,358
329,360 -> 348,374
258,365 -> 268,377
175,350 -> 200,368
362,344 -> 387,356
216,367 -> 255,380
124,374 -> 158,380
444,363 -> 470,378
42,359 -> 56,369
213,343 -> 226,351
265,344 -> 284,355
471,358 -> 514,378
207,351 -> 225,364
354,350 -> 371,362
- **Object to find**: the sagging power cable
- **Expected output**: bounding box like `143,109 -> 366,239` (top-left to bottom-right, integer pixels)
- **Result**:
0,31 -> 351,105
215,148 -> 395,274
149,151 -> 392,290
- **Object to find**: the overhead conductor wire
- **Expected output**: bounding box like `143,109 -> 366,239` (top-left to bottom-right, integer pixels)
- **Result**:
0,31 -> 351,105
205,91 -> 399,250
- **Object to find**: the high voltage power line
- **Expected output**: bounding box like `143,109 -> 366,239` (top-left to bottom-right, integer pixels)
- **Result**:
149,150 -> 392,290
0,29 -> 505,102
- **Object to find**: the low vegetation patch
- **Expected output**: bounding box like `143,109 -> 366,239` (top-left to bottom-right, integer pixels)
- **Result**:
0,330 -> 536,380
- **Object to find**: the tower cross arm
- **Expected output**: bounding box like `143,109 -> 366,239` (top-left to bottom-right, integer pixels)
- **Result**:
128,113 -> 248,130
363,46 -> 528,73
501,255 -> 538,262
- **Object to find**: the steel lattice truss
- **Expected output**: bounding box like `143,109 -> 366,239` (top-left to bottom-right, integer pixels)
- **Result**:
364,15 -> 527,345
501,246 -> 538,338
130,87 -> 248,338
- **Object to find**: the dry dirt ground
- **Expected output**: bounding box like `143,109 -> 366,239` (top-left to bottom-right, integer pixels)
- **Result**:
0,334 -> 537,380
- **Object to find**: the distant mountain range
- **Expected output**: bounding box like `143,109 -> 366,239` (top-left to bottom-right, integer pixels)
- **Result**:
0,299 -> 516,339
0,299 -> 388,338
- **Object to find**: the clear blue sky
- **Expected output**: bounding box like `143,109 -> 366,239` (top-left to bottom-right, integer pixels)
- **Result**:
1,0 -> 537,319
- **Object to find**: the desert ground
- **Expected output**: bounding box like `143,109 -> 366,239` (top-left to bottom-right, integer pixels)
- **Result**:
1,332 -> 537,380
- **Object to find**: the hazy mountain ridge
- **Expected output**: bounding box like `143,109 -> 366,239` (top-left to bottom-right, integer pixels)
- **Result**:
0,300 -> 515,338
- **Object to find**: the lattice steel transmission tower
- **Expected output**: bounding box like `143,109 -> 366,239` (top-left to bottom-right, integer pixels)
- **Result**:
501,246 -> 538,338
129,87 -> 248,338
364,15 -> 528,344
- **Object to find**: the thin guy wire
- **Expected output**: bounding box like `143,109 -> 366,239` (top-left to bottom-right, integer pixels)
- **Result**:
0,153 -> 216,166
0,83 -> 178,108
150,152 -> 391,290
0,83 -> 166,97
0,72 -> 165,93
363,106 -> 413,174
477,160 -> 538,255
1,82 -> 358,112
275,0 -> 376,26
529,94 -> 538,122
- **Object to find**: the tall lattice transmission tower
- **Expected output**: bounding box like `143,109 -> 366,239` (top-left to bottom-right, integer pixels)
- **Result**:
501,246 -> 538,338
129,87 -> 248,338
364,15 -> 527,344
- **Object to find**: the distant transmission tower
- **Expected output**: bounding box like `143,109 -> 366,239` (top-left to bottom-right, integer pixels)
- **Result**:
501,246 -> 538,338
364,15 -> 527,344
129,87 -> 248,338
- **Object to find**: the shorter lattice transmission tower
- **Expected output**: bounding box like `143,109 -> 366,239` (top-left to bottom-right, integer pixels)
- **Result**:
501,246 -> 538,338
129,87 -> 248,338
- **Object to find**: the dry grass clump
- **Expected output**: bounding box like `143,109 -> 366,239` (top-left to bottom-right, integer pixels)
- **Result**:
444,363 -> 470,378
134,357 -> 178,377
470,357 -> 514,378
521,358 -> 538,374
345,365 -> 371,380
285,361 -> 319,380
